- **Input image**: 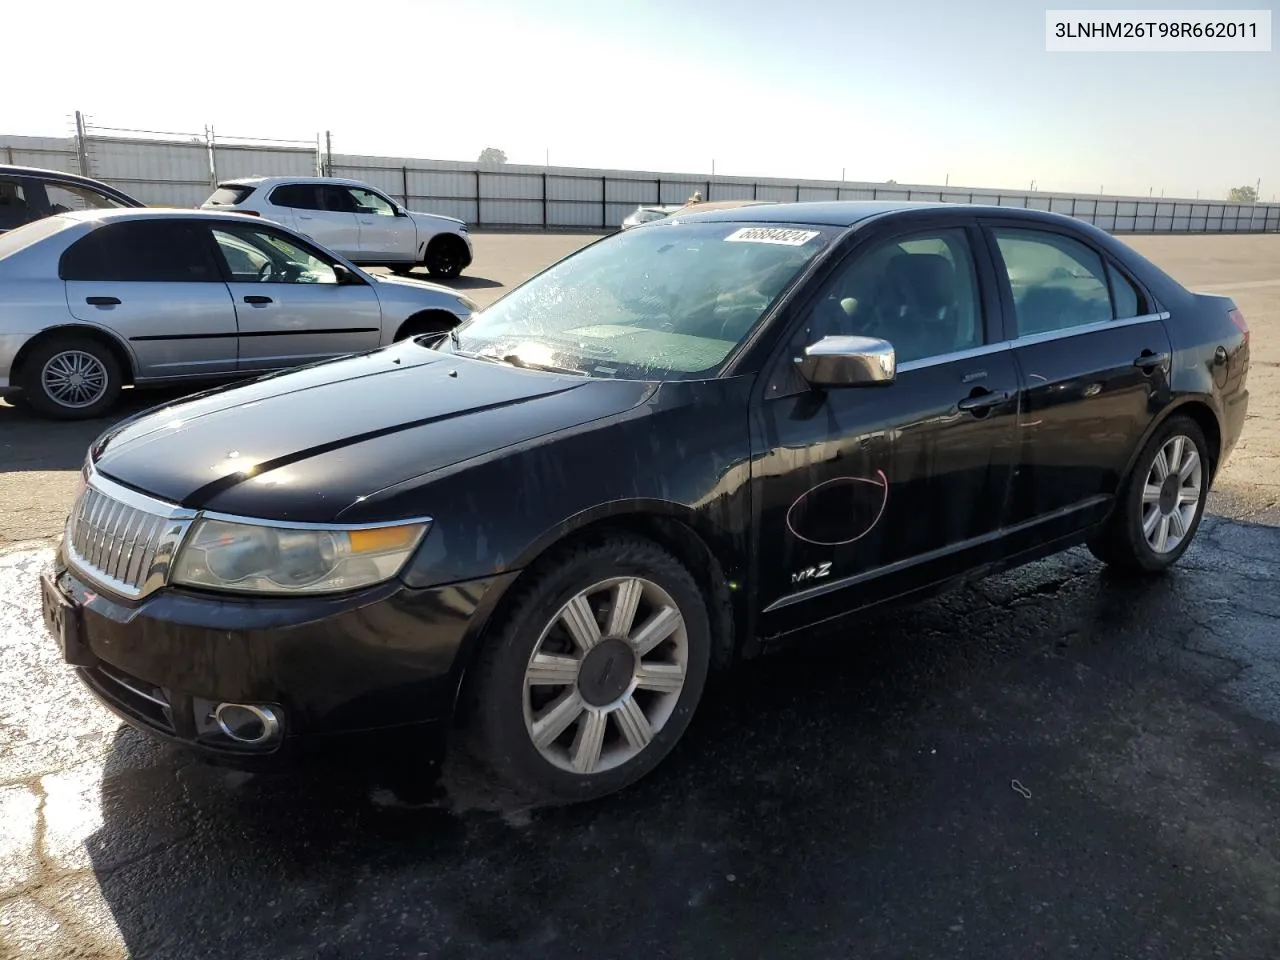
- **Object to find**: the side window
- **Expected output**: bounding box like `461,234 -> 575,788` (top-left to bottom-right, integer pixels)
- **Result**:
60,221 -> 220,282
212,225 -> 339,284
350,189 -> 396,216
44,182 -> 127,213
1107,262 -> 1145,319
805,227 -> 983,365
993,229 -> 1114,336
0,179 -> 39,230
269,184 -> 318,210
318,186 -> 357,214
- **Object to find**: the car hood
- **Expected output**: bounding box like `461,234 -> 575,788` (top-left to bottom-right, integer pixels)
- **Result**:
91,341 -> 654,523
408,211 -> 465,229
372,272 -> 459,297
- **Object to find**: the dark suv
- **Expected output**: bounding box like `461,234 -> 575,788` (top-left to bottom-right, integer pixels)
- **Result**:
0,165 -> 143,233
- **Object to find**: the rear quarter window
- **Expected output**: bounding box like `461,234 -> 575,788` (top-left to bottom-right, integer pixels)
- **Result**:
205,185 -> 256,206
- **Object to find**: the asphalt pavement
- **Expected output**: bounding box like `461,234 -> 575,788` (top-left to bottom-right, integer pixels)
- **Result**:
2,231 -> 1279,959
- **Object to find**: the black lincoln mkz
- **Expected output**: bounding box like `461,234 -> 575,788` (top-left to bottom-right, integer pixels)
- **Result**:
41,201 -> 1250,804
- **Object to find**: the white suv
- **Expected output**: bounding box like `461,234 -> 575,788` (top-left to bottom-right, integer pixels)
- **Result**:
202,177 -> 473,278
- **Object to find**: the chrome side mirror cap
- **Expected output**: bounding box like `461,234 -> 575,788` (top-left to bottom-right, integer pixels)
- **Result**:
794,335 -> 896,388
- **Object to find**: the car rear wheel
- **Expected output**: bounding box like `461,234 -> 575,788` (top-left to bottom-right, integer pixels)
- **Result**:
464,534 -> 711,805
19,336 -> 122,420
1087,415 -> 1210,573
424,235 -> 467,279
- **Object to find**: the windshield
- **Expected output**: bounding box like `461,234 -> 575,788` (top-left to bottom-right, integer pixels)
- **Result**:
449,221 -> 834,380
0,215 -> 76,259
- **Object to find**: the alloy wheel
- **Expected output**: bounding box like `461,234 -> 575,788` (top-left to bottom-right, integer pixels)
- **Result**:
522,576 -> 688,775
1141,433 -> 1202,554
41,350 -> 109,409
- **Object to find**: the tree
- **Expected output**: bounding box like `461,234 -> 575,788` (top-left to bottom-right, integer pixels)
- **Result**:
1228,185 -> 1258,202
478,147 -> 508,165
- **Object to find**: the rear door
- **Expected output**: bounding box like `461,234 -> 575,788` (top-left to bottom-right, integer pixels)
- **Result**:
981,220 -> 1173,546
291,185 -> 360,258
349,187 -> 417,262
62,219 -> 239,378
209,220 -> 382,372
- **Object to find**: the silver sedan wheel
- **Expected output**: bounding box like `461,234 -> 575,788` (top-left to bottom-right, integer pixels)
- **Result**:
1141,433 -> 1203,554
522,576 -> 688,776
40,350 -> 108,409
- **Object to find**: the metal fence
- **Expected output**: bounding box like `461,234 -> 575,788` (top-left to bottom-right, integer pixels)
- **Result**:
3,131 -> 1278,234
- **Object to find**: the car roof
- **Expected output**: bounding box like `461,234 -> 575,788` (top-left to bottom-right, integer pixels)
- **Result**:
217,176 -> 369,188
0,164 -> 144,204
664,199 -> 1085,228
53,207 -> 279,226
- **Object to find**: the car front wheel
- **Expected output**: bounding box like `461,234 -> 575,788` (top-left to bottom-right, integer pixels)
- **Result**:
424,235 -> 467,279
465,534 -> 711,805
1088,415 -> 1210,573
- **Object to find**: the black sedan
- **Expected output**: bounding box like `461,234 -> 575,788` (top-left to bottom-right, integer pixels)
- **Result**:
40,201 -> 1250,804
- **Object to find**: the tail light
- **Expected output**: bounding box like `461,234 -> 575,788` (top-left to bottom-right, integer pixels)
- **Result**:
1228,307 -> 1249,344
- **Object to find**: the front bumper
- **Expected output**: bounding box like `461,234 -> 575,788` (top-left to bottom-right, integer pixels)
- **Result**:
46,547 -> 516,766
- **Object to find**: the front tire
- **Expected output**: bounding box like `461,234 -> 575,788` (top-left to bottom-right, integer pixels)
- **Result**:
1087,415 -> 1210,573
465,535 -> 712,805
424,235 -> 467,279
19,336 -> 122,420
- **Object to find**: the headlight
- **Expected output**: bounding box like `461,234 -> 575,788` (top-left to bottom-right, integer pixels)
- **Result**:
171,517 -> 429,595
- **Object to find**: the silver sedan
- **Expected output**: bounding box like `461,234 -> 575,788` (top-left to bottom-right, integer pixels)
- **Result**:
0,209 -> 476,419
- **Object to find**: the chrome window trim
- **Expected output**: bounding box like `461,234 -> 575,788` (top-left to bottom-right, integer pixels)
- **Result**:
892,312 -> 1168,374
1008,312 -> 1164,349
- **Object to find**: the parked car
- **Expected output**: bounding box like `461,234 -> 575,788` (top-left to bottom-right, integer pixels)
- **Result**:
0,208 -> 475,419
202,176 -> 473,278
40,201 -> 1249,805
0,164 -> 143,233
620,205 -> 682,229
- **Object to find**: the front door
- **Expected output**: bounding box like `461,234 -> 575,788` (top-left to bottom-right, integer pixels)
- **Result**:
62,218 -> 239,379
349,187 -> 417,263
751,221 -> 1021,637
208,221 -> 382,372
982,222 -> 1174,547
291,185 -> 360,259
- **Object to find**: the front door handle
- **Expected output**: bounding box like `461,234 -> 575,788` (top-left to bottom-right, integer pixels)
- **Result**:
957,388 -> 1011,415
1133,350 -> 1170,373
85,296 -> 120,306
244,295 -> 273,305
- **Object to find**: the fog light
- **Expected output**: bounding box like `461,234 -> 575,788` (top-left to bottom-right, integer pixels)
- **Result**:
214,703 -> 282,745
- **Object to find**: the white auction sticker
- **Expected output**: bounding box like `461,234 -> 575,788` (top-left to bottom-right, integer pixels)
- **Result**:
724,227 -> 820,246
1046,9 -> 1271,51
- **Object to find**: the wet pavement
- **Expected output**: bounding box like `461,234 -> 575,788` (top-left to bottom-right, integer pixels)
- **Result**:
1,232 -> 1279,958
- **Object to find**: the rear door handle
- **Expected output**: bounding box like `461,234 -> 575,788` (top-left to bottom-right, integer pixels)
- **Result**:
244,295 -> 273,305
1133,350 -> 1170,372
85,296 -> 120,306
957,388 -> 1012,415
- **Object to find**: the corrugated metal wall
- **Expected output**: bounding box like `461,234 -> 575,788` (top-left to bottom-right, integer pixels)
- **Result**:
3,133 -> 1278,234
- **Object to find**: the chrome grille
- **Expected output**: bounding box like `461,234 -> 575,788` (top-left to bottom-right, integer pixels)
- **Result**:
64,470 -> 197,599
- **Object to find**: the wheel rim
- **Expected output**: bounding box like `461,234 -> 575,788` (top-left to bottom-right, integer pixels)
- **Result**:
40,350 -> 108,409
1141,434 -> 1203,554
522,576 -> 688,775
430,244 -> 459,274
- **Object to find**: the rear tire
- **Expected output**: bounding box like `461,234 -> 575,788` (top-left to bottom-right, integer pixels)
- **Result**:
424,235 -> 467,279
1087,415 -> 1210,573
18,336 -> 122,420
463,534 -> 712,806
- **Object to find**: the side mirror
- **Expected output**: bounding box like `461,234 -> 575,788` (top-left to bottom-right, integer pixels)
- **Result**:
795,335 -> 896,388
332,263 -> 356,284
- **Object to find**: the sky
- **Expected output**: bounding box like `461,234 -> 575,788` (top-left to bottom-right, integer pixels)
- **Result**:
7,0 -> 1277,198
